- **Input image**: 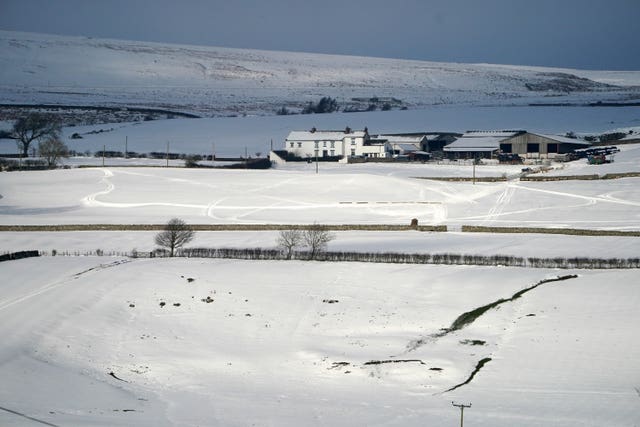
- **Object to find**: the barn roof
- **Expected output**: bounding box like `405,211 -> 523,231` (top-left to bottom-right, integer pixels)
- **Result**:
530,133 -> 591,145
393,143 -> 421,152
463,130 -> 523,138
443,136 -> 504,152
376,134 -> 426,144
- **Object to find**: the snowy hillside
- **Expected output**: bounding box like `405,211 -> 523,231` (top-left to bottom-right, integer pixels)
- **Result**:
0,257 -> 638,426
1,30 -> 639,117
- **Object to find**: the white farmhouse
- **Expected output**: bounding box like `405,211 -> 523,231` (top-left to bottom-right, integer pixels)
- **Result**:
284,127 -> 389,159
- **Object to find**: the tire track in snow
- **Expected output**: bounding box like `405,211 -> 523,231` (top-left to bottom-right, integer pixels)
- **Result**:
0,406 -> 59,427
484,183 -> 516,224
82,168 -> 115,207
514,183 -> 640,207
81,168 -> 207,210
0,259 -> 130,312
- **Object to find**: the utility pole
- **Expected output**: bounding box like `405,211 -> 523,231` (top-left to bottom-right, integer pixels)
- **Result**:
212,142 -> 215,165
102,144 -> 105,167
472,155 -> 476,185
125,136 -> 128,159
452,402 -> 471,427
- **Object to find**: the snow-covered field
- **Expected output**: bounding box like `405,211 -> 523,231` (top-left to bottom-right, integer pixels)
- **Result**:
1,154 -> 640,426
0,257 -> 638,426
1,156 -> 639,229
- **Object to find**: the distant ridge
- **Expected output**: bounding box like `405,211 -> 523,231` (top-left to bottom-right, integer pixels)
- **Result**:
1,30 -> 639,117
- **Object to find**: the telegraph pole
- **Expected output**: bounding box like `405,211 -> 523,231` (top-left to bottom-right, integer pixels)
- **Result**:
452,402 -> 471,427
125,136 -> 128,159
166,141 -> 170,167
472,155 -> 476,185
102,144 -> 105,167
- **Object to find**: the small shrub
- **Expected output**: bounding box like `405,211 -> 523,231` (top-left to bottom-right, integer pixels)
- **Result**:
184,155 -> 199,168
276,106 -> 291,115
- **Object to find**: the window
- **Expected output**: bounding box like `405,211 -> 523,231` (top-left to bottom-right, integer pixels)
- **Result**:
351,149 -> 356,156
323,141 -> 327,147
330,141 -> 335,148
351,139 -> 356,145
290,142 -> 294,148
314,141 -> 319,148
547,143 -> 558,153
330,150 -> 335,156
297,142 -> 302,148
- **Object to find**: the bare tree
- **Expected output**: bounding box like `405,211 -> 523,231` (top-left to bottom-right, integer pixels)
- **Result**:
277,229 -> 303,259
38,137 -> 69,168
12,113 -> 61,158
303,223 -> 335,260
155,218 -> 195,257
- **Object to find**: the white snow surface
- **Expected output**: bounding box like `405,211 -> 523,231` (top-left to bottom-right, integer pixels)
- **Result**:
0,257 -> 638,426
1,152 -> 639,427
1,30 -> 639,116
1,154 -> 640,229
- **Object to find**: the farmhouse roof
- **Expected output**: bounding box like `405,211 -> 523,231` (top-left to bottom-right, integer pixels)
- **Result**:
286,130 -> 366,141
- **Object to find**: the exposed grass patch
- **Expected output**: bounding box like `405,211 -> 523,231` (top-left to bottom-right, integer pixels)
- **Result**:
364,359 -> 426,366
443,357 -> 492,393
459,339 -> 486,346
448,275 -> 577,332
407,275 -> 578,351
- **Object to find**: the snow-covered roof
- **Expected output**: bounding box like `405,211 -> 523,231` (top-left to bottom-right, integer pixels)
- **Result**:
376,135 -> 425,144
286,130 -> 366,141
444,136 -> 503,152
530,133 -> 591,145
463,130 -> 522,138
393,143 -> 421,152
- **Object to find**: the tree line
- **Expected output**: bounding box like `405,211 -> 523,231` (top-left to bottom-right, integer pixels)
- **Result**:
144,219 -> 640,269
